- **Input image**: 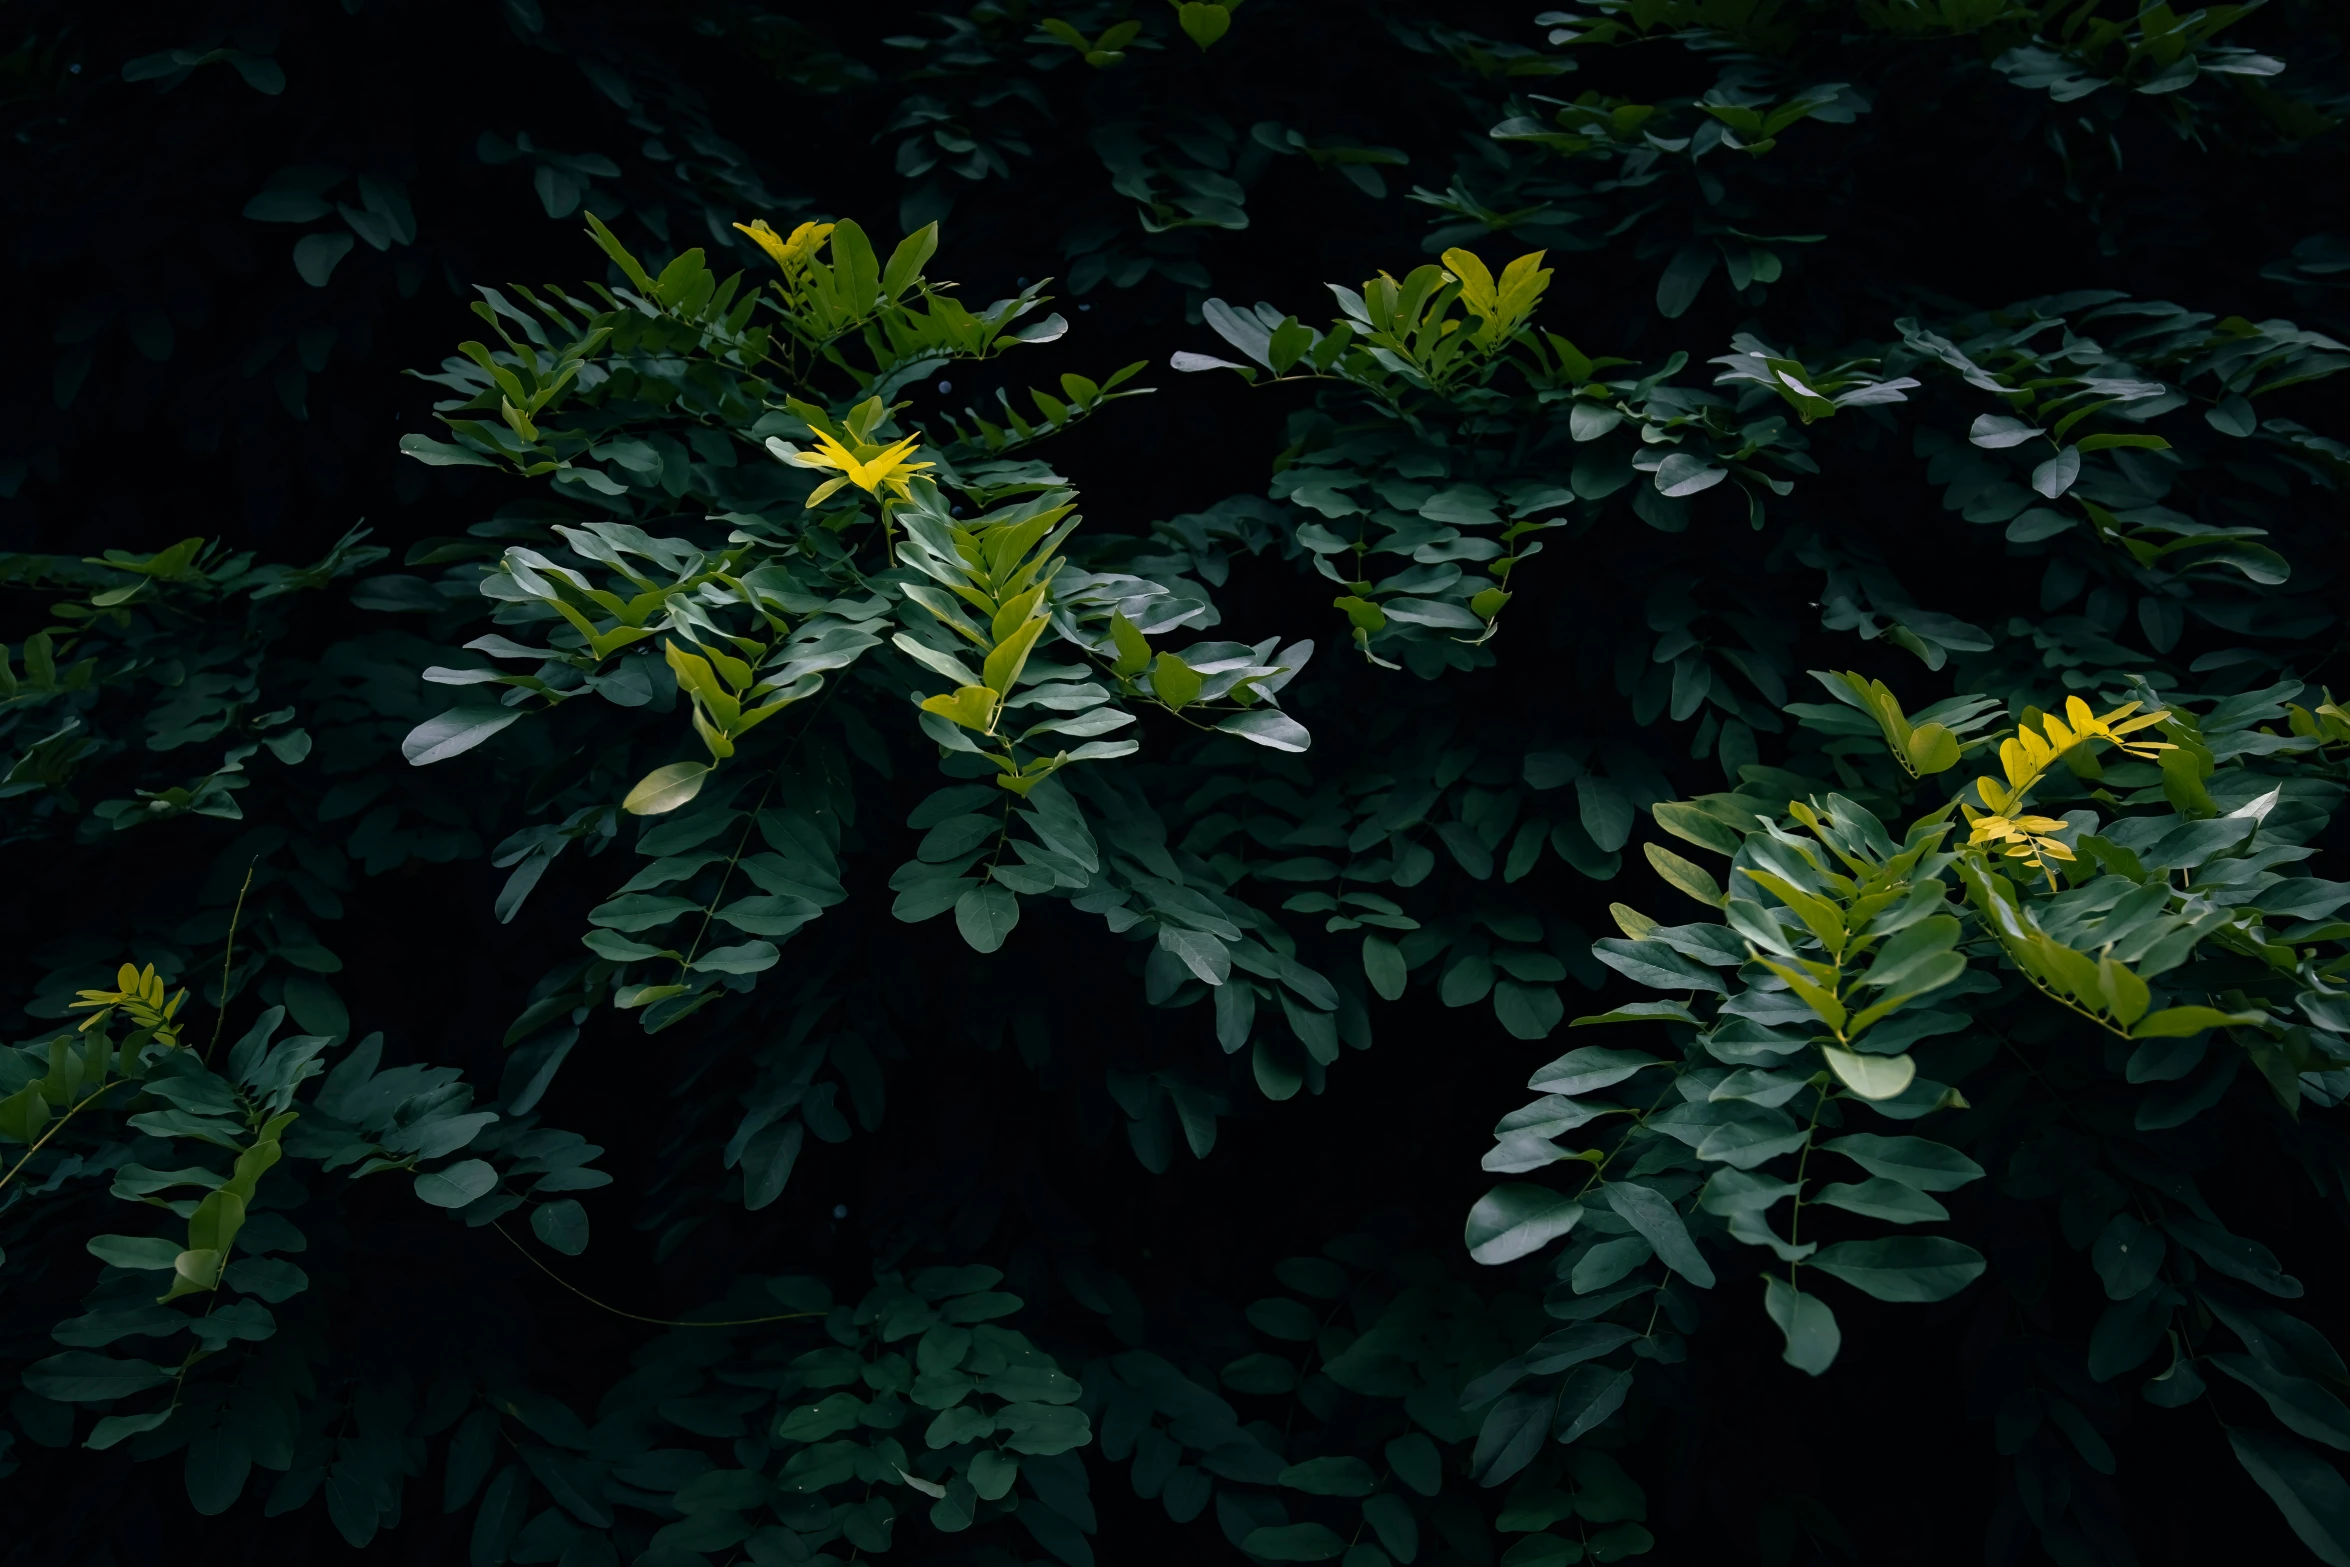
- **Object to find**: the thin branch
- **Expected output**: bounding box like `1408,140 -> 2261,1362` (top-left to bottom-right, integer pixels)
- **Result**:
491,1220 -> 824,1329
204,859 -> 258,1064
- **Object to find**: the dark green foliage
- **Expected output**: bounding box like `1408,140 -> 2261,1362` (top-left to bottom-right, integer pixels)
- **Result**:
5,2 -> 2350,1564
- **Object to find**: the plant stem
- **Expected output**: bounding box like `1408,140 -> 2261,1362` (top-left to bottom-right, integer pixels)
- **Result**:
490,1220 -> 825,1327
0,1081 -> 119,1198
204,859 -> 258,1064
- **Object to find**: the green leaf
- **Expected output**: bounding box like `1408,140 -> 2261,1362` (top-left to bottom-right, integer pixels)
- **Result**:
1150,653 -> 1203,711
1278,1456 -> 1376,1496
881,222 -> 939,300
2031,446 -> 2080,498
2231,1427 -> 2350,1566
1494,981 -> 1563,1040
582,211 -> 658,294
2132,1005 -> 2261,1038
624,762 -> 711,816
1653,799 -> 1748,856
1569,1000 -> 1699,1029
88,1235 -> 185,1271
398,433 -> 496,468
1594,937 -> 1728,995
921,685 -> 999,733
1812,1178 -> 1947,1224
2089,1213 -> 2164,1300
1821,1046 -> 1913,1099
2166,1216 -> 2301,1298
955,885 -> 1020,953
1525,1322 -> 1640,1374
24,1352 -> 172,1403
401,707 -> 520,766
1808,1236 -> 1986,1302
293,232 -> 355,287
1554,1363 -> 1634,1444
1465,1185 -> 1584,1265
982,615 -> 1050,697
1643,842 -> 1724,907
1656,244 -> 1716,319
1763,1276 -> 1841,1374
995,1401 -> 1090,1455
1905,721 -> 1961,774
1178,2 -> 1233,51
413,1159 -> 498,1208
1602,1181 -> 1714,1288
1386,1432 -> 1441,1496
1857,916 -> 1961,992
1222,1353 -> 1298,1395
1528,1046 -> 1663,1095
1217,709 -> 1311,752
1820,1134 -> 1984,1191
1108,610 -> 1152,676
692,940 -> 781,975
90,1409 -> 178,1452
531,1199 -> 589,1256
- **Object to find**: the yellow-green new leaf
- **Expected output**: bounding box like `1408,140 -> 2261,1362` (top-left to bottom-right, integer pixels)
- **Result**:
158,1246 -> 225,1304
1645,843 -> 1725,907
982,616 -> 1050,696
1609,903 -> 1660,940
1760,959 -> 1847,1034
1108,610 -> 1152,677
1740,867 -> 1848,955
2095,956 -> 2152,1028
1177,1 -> 1232,49
1907,722 -> 1961,775
1151,652 -> 1203,711
2132,1005 -> 2264,1039
880,222 -> 939,302
1823,1048 -> 1916,1101
991,586 -> 1048,642
625,762 -> 712,816
922,685 -> 1000,734
1442,248 -> 1499,317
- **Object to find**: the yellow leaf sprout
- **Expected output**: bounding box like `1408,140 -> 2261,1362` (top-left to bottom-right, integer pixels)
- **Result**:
1962,697 -> 2173,885
733,218 -> 834,278
777,429 -> 934,509
68,961 -> 187,1046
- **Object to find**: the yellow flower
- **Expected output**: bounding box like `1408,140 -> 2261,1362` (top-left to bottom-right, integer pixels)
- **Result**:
733,218 -> 834,275
780,429 -> 933,508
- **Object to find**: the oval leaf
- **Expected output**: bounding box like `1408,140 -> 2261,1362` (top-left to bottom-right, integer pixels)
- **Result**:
1808,1236 -> 1986,1302
1465,1184 -> 1583,1265
402,707 -> 521,767
624,762 -> 711,816
413,1159 -> 498,1209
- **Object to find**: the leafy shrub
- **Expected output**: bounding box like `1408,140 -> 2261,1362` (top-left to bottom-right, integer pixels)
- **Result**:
5,3 -> 2350,1564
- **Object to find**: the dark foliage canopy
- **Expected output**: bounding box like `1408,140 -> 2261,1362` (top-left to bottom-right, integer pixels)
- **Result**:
5,4 -> 2350,1566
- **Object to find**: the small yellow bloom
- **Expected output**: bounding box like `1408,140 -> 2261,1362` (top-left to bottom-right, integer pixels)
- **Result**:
733,218 -> 834,275
780,429 -> 933,508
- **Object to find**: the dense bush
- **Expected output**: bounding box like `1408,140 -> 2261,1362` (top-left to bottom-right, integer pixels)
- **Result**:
5,3 -> 2350,1564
